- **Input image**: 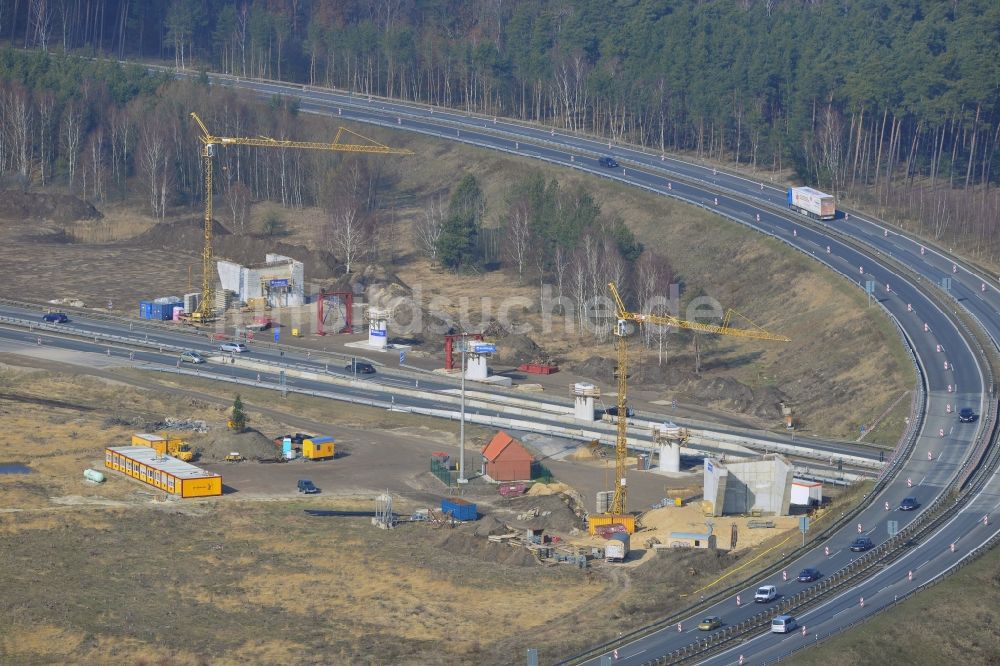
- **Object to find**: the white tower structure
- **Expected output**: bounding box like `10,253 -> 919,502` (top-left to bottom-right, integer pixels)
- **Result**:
366,307 -> 389,350
655,422 -> 686,473
571,383 -> 600,421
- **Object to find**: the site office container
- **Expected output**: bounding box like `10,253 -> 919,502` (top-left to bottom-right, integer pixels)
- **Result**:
302,436 -> 335,460
588,514 -> 637,535
105,446 -> 221,498
441,498 -> 477,521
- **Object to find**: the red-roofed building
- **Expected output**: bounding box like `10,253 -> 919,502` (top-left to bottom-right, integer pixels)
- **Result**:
481,431 -> 533,482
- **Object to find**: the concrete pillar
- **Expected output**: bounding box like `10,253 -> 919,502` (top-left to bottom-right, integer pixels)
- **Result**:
659,442 -> 681,473
465,354 -> 488,380
571,383 -> 598,421
367,308 -> 388,350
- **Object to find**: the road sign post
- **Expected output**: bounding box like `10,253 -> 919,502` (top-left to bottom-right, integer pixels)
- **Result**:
800,516 -> 809,546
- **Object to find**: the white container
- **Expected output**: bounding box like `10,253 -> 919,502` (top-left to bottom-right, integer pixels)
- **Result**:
83,468 -> 105,483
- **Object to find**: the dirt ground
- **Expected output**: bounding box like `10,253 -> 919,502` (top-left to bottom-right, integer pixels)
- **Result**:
0,358 -> 823,664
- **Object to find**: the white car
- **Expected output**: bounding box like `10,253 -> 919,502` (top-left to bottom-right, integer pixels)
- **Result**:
754,585 -> 777,603
219,342 -> 248,353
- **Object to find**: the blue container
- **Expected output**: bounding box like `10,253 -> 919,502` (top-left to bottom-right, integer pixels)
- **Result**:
139,300 -> 153,320
441,498 -> 477,521
161,301 -> 182,320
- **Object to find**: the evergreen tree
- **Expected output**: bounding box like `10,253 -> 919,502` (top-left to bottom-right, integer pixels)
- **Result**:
436,175 -> 484,271
230,394 -> 247,432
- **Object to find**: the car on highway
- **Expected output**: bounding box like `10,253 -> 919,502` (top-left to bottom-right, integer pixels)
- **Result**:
605,406 -> 635,418
754,585 -> 777,603
958,407 -> 977,423
345,361 -> 376,374
597,155 -> 619,168
771,615 -> 797,633
797,568 -> 821,582
41,312 -> 69,323
849,536 -> 873,552
297,479 -> 320,494
697,616 -> 722,631
899,497 -> 920,511
180,350 -> 206,364
219,342 -> 248,353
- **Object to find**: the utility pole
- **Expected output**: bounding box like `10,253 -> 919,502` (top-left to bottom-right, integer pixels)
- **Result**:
458,333 -> 468,484
458,335 -> 469,483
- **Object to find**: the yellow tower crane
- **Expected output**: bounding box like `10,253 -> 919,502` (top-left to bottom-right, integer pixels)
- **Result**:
186,112 -> 413,323
594,282 -> 790,533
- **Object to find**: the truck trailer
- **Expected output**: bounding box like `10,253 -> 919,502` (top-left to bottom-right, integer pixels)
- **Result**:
787,187 -> 836,220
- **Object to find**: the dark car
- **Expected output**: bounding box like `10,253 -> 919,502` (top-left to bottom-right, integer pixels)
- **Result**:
605,406 -> 635,418
958,408 -> 977,423
899,497 -> 919,511
297,479 -> 320,494
797,568 -> 821,582
345,361 -> 376,374
597,155 -> 620,168
849,536 -> 873,552
42,312 -> 69,323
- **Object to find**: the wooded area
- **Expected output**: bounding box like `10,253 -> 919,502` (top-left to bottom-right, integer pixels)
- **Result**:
0,0 -> 997,262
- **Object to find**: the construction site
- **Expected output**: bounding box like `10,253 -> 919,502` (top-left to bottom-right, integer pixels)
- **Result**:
0,92 -> 907,666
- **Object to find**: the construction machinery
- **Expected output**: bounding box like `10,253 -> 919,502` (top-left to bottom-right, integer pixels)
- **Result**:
592,282 -> 790,533
224,452 -> 245,463
185,112 -> 413,324
131,433 -> 194,462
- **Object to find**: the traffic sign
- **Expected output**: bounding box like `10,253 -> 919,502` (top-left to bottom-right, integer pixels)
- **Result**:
887,520 -> 899,537
274,329 -> 280,342
473,343 -> 496,353
799,516 -> 809,533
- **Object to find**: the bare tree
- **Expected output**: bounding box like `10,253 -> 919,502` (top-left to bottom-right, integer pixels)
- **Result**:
61,102 -> 83,192
224,179 -> 252,233
504,198 -> 532,283
3,84 -> 34,188
84,128 -> 106,201
415,194 -> 446,260
28,0 -> 53,51
552,243 -> 571,303
109,107 -> 134,195
137,121 -> 171,218
36,90 -> 55,186
327,204 -> 371,274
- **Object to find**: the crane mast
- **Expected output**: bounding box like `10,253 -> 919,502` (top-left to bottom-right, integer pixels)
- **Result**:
187,112 -> 412,322
595,282 -> 789,531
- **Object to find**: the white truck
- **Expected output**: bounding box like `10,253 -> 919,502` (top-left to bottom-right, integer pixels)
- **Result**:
787,186 -> 836,220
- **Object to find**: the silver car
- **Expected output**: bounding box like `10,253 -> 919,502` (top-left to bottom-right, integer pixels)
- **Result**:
219,342 -> 248,353
180,350 -> 206,364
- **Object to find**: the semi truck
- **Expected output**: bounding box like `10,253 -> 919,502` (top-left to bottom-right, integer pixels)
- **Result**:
787,186 -> 836,220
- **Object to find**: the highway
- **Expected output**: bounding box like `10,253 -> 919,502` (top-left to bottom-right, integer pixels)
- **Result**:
0,303 -> 879,478
185,75 -> 1000,664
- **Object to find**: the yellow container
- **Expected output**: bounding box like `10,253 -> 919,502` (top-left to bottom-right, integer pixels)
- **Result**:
675,497 -> 683,507
180,475 -> 223,498
587,514 -> 637,535
291,328 -> 300,337
303,437 -> 335,460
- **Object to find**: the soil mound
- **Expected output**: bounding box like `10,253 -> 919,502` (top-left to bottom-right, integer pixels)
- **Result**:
191,428 -> 278,462
493,492 -> 586,534
472,514 -> 510,537
438,529 -> 538,567
0,190 -> 101,223
684,376 -> 786,419
123,216 -> 343,280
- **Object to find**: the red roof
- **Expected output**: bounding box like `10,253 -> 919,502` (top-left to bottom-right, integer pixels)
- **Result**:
481,431 -> 533,462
